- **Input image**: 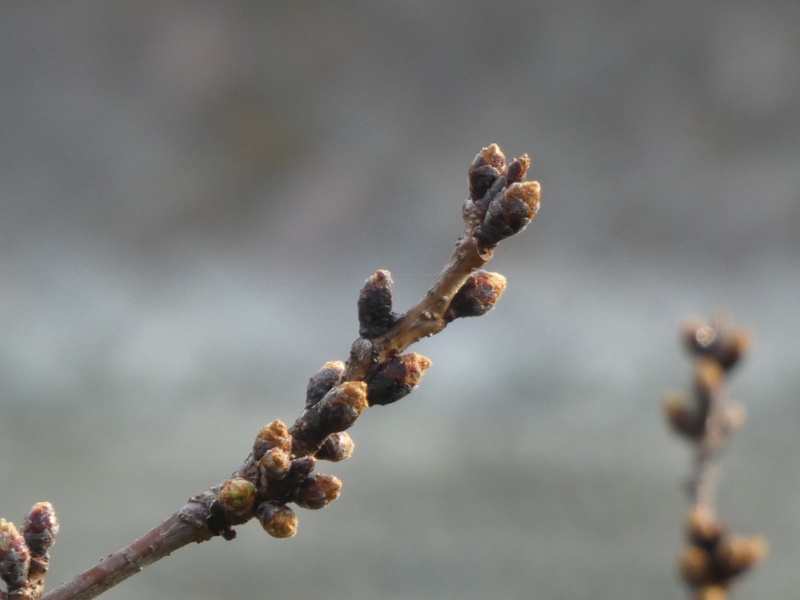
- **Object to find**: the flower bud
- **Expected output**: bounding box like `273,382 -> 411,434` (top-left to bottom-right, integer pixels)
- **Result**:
259,447 -> 291,481
687,508 -> 725,548
366,353 -> 431,406
305,361 -> 345,408
474,181 -> 541,246
219,478 -> 256,517
716,535 -> 767,577
257,502 -> 298,539
291,382 -> 368,457
254,419 -> 292,459
315,431 -> 355,462
694,358 -> 725,399
468,144 -> 506,201
358,270 -> 398,339
284,456 -> 317,485
445,270 -> 507,322
679,544 -> 712,586
0,519 -> 30,592
20,502 -> 58,559
295,473 -> 342,510
503,154 -> 530,186
663,393 -> 703,439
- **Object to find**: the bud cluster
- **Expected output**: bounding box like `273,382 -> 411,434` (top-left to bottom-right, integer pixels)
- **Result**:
464,144 -> 541,248
0,502 -> 59,599
679,509 -> 767,598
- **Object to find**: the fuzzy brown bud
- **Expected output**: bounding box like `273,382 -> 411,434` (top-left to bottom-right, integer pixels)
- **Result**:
715,535 -> 767,577
663,393 -> 703,439
259,447 -> 292,481
315,431 -> 355,462
366,353 -> 431,406
694,358 -> 725,399
687,508 -> 725,548
445,270 -> 507,322
257,502 -> 298,539
20,503 -> 58,559
679,544 -> 712,586
357,270 -> 398,339
0,519 -> 30,592
291,382 -> 368,457
305,361 -> 345,408
219,479 -> 256,516
468,144 -> 506,201
254,419 -> 292,460
695,586 -> 727,600
503,154 -> 530,185
295,473 -> 343,510
285,456 -> 317,484
474,181 -> 541,246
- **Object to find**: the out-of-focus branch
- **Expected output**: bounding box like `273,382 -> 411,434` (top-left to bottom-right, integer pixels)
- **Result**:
0,143 -> 541,600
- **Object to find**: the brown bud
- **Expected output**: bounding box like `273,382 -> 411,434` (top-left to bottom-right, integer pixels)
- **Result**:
687,508 -> 725,548
474,181 -> 541,246
504,154 -> 530,185
219,478 -> 256,516
257,502 -> 298,539
663,393 -> 703,439
315,431 -> 355,462
679,544 -> 712,586
366,353 -> 431,406
445,270 -> 507,322
306,360 -> 345,408
715,535 -> 767,577
295,473 -> 343,510
254,420 -> 292,459
259,447 -> 292,481
468,144 -> 506,201
0,519 -> 30,592
694,358 -> 725,399
357,269 -> 398,339
694,586 -> 727,600
305,382 -> 368,442
285,456 -> 317,484
716,328 -> 752,371
20,502 -> 58,559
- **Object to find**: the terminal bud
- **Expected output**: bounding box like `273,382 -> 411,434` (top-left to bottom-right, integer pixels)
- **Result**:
358,270 -> 398,339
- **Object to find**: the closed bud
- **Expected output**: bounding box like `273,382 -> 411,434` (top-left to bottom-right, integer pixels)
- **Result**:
257,502 -> 298,539
254,420 -> 292,459
694,358 -> 725,399
503,154 -> 530,185
445,270 -> 507,322
716,535 -> 767,577
679,544 -> 712,586
687,508 -> 725,548
663,393 -> 703,439
0,519 -> 30,592
468,144 -> 506,201
285,456 -> 317,484
20,502 -> 59,558
367,353 -> 431,406
316,431 -> 355,462
219,478 -> 256,516
292,382 -> 368,457
716,328 -> 752,371
357,270 -> 398,339
474,181 -> 541,246
295,473 -> 343,510
259,447 -> 291,481
306,361 -> 345,408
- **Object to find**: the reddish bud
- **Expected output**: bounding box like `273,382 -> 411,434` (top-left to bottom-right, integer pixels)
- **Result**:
445,270 -> 507,322
366,353 -> 431,406
315,431 -> 355,462
306,361 -> 345,408
20,503 -> 58,559
295,473 -> 343,510
257,502 -> 298,539
358,270 -> 398,339
219,479 -> 256,516
503,154 -> 530,185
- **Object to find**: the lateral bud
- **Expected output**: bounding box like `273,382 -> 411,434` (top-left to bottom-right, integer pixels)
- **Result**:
0,519 -> 30,593
715,535 -> 768,578
254,419 -> 292,460
315,431 -> 355,462
294,473 -> 343,510
20,502 -> 58,590
445,270 -> 507,322
257,502 -> 298,539
468,143 -> 506,201
259,447 -> 292,481
366,353 -> 431,406
219,478 -> 256,517
358,270 -> 398,339
306,361 -> 345,408
474,181 -> 541,246
504,154 -> 530,185
663,393 -> 703,440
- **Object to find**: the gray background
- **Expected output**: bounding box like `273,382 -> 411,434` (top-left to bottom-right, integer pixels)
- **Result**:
2,2 -> 799,599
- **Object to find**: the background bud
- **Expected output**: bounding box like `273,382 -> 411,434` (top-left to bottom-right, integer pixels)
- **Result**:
305,361 -> 345,408
257,502 -> 298,539
366,353 -> 431,406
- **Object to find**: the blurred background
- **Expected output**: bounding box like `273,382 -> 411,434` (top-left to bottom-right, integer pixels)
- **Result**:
2,2 -> 799,599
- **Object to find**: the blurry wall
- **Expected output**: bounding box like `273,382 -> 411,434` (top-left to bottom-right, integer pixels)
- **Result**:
1,2 -> 799,599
